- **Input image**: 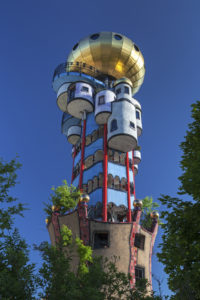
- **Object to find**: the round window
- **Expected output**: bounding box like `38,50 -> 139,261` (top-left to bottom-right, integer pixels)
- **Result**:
134,44 -> 139,52
114,34 -> 122,40
90,33 -> 100,40
73,43 -> 78,51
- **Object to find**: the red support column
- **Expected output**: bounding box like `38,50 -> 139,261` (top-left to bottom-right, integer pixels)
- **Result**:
132,151 -> 136,199
126,152 -> 131,222
103,124 -> 108,221
71,148 -> 76,184
79,118 -> 86,191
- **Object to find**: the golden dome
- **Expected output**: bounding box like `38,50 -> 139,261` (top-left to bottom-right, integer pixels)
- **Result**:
133,199 -> 143,208
150,211 -> 159,219
79,193 -> 90,203
67,32 -> 145,95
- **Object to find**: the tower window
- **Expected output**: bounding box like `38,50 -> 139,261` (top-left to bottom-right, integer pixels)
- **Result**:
135,266 -> 145,281
90,33 -> 100,40
124,86 -> 129,94
73,43 -> 79,51
110,119 -> 118,132
134,44 -> 140,52
116,88 -> 121,95
93,232 -> 109,249
136,110 -> 140,120
69,85 -> 75,100
130,121 -> 135,129
114,34 -> 122,41
81,86 -> 89,93
98,95 -> 105,105
134,234 -> 145,250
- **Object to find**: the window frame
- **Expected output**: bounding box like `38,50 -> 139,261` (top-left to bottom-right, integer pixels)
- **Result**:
93,231 -> 109,249
81,86 -> 89,93
110,119 -> 118,132
116,88 -> 121,95
130,121 -> 135,129
134,233 -> 145,250
124,86 -> 130,94
98,95 -> 105,105
136,110 -> 140,120
135,266 -> 145,281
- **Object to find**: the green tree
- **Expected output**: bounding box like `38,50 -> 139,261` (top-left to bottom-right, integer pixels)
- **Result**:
158,101 -> 200,299
0,158 -> 36,299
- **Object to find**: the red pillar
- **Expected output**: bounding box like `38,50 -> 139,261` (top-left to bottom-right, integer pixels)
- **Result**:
132,151 -> 136,199
71,148 -> 76,184
79,118 -> 86,191
126,152 -> 131,222
103,124 -> 108,221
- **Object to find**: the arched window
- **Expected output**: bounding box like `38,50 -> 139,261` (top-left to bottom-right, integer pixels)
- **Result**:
136,110 -> 140,120
110,119 -> 118,132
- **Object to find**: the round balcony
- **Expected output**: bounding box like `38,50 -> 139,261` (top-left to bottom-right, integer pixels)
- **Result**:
67,82 -> 94,119
61,113 -> 81,137
134,150 -> 141,165
67,125 -> 82,145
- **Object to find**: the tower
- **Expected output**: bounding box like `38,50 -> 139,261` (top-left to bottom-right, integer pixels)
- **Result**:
48,32 -> 158,290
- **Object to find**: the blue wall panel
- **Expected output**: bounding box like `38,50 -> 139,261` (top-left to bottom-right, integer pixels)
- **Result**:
88,188 -> 103,207
85,138 -> 103,157
74,151 -> 81,165
108,162 -> 126,178
83,162 -> 103,184
107,189 -> 127,207
72,175 -> 80,188
86,113 -> 99,135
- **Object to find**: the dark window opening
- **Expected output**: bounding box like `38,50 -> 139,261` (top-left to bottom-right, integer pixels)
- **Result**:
81,86 -> 89,93
134,44 -> 140,52
134,234 -> 145,250
73,43 -> 78,51
136,110 -> 140,120
116,88 -> 121,95
124,86 -> 129,94
90,33 -> 100,40
130,121 -> 135,129
114,34 -> 122,40
98,95 -> 105,105
135,266 -> 145,281
93,232 -> 109,249
110,119 -> 118,132
69,86 -> 75,100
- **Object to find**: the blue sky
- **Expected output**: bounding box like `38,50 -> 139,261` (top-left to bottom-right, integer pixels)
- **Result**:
1,0 -> 200,296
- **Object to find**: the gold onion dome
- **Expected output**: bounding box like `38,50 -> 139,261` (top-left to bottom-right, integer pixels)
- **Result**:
133,199 -> 143,208
79,193 -> 90,203
150,211 -> 159,219
67,32 -> 145,95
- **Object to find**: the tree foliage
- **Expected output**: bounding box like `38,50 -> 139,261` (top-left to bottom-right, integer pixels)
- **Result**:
0,158 -> 36,299
140,196 -> 160,229
158,101 -> 200,299
44,180 -> 80,220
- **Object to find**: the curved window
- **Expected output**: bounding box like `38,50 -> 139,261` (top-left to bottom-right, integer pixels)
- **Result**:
90,33 -> 100,40
130,121 -> 135,129
98,95 -> 105,105
110,119 -> 118,132
124,86 -> 129,94
73,43 -> 78,51
116,88 -> 121,95
69,85 -> 75,100
134,44 -> 140,52
136,110 -> 140,120
114,34 -> 122,40
81,86 -> 89,93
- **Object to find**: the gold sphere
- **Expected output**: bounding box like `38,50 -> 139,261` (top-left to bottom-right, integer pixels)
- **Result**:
150,211 -> 159,219
79,193 -> 90,202
45,218 -> 49,224
67,32 -> 145,95
133,199 -> 143,208
51,205 -> 60,212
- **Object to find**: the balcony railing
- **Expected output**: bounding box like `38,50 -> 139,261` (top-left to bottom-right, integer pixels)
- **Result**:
53,62 -> 102,82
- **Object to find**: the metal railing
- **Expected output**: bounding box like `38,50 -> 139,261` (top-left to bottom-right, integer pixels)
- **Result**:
53,62 -> 102,81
